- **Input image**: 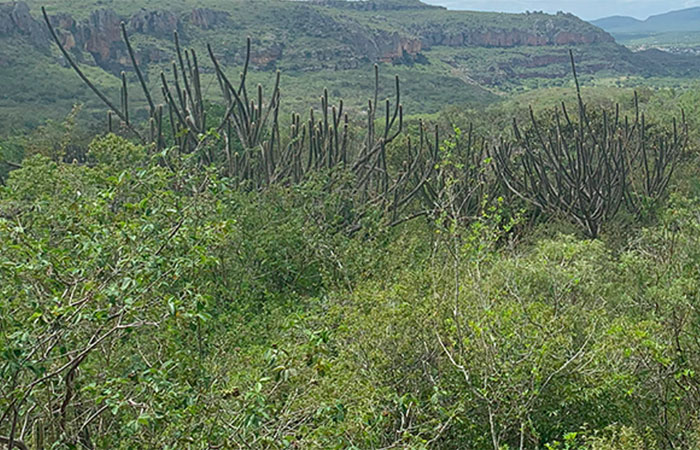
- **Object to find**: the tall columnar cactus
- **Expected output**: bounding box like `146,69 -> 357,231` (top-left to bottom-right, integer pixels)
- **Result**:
40,6 -> 451,232
42,7 -> 143,142
420,123 -> 494,224
624,94 -> 687,215
207,39 -> 281,185
353,66 -> 403,205
492,51 -> 687,238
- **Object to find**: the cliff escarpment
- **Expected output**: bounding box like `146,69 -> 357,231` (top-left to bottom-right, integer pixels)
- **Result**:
2,0 -> 681,131
2,0 -> 618,74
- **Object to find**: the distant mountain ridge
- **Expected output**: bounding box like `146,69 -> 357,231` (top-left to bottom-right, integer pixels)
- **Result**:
590,16 -> 642,31
592,7 -> 700,35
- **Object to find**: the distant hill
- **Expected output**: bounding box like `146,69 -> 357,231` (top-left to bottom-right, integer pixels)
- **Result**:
592,7 -> 700,52
592,7 -> 700,35
591,16 -> 642,32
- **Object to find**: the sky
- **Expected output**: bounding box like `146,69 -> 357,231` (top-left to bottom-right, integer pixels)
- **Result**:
421,0 -> 700,20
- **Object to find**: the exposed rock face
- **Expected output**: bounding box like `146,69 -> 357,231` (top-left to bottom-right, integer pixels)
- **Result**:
83,9 -> 122,65
129,10 -> 179,38
275,4 -> 425,67
191,8 -> 229,29
280,31 -> 423,71
49,7 -> 175,72
0,2 -> 181,72
419,29 -> 613,49
373,31 -> 423,62
0,1 -> 48,47
50,13 -> 85,52
0,1 -> 618,76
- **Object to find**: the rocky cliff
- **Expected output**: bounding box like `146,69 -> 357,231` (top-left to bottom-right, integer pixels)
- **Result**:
0,3 -> 173,71
190,8 -> 230,30
0,0 -> 619,76
420,29 -> 613,48
309,0 -> 441,10
0,0 -> 674,132
0,1 -> 47,47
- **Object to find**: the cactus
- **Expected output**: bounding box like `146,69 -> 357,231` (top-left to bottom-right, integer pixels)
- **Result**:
624,94 -> 687,215
33,419 -> 44,450
492,51 -> 687,238
42,7 -> 143,141
40,8 -> 497,233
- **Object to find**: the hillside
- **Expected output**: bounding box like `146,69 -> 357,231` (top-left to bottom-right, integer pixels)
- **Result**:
592,7 -> 700,54
590,15 -> 643,32
592,7 -> 700,35
0,0 -> 694,132
3,22 -> 700,449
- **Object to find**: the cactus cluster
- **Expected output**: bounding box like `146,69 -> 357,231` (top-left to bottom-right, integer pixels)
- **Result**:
42,13 -> 688,237
42,9 -> 450,230
492,51 -> 687,238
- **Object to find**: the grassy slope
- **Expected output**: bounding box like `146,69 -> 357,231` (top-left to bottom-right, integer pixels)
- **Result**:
0,37 -> 123,134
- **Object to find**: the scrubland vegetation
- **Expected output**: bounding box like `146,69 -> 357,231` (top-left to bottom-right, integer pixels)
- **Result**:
3,5 -> 700,450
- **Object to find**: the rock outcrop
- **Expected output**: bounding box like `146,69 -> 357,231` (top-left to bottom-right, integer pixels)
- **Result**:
129,10 -> 179,38
0,1 -> 48,47
82,9 -> 122,66
0,2 -> 181,71
373,31 -> 423,62
0,0 -> 620,76
275,4 -> 425,67
419,29 -> 613,49
191,8 -> 229,29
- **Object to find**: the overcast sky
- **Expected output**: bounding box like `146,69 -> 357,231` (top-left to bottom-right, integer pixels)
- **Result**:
421,0 -> 700,20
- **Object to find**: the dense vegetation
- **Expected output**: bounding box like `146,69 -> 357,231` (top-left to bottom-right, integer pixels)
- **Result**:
3,1 -> 700,449
3,94 -> 700,448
